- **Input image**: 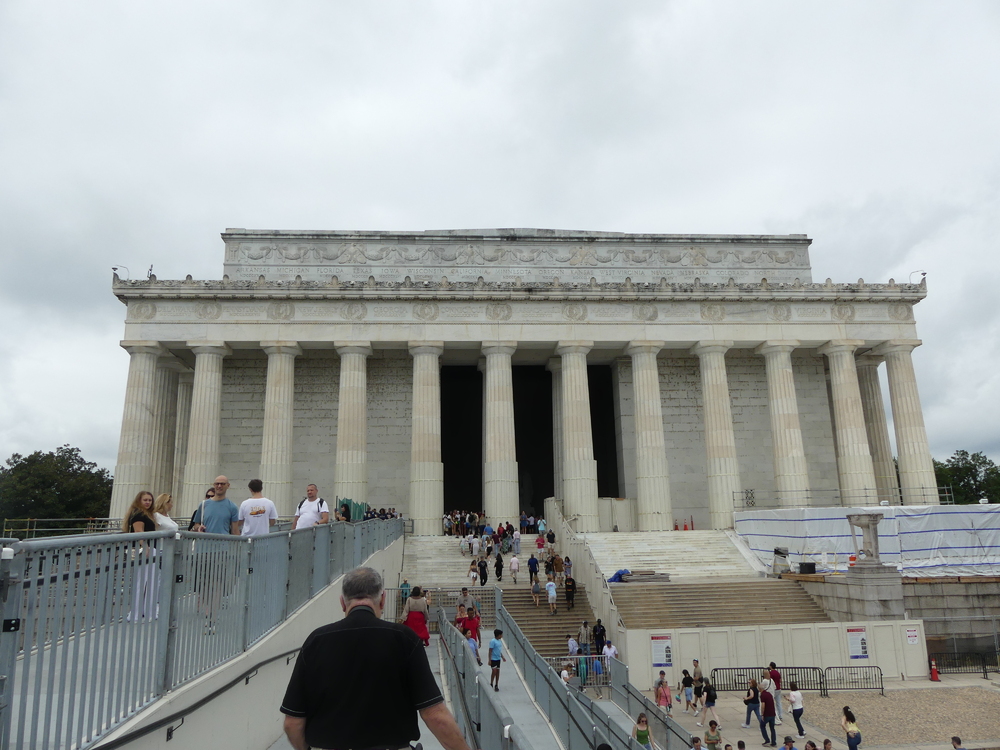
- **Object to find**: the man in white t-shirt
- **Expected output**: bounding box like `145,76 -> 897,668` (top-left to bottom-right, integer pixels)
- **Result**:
602,640 -> 619,659
239,479 -> 278,536
294,484 -> 330,529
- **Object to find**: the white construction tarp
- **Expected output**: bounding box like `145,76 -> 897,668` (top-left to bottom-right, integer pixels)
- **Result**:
733,505 -> 1000,577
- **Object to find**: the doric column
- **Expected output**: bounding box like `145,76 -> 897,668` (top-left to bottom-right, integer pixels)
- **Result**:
482,342 -> 520,527
334,342 -> 371,509
818,340 -> 877,505
172,372 -> 194,503
873,340 -> 938,505
260,342 -> 302,515
546,358 -> 564,502
856,356 -> 900,504
557,341 -> 600,532
756,341 -> 810,506
180,342 -> 231,517
149,358 -> 183,498
110,341 -> 164,518
692,341 -> 740,530
626,341 -> 672,531
409,342 -> 445,535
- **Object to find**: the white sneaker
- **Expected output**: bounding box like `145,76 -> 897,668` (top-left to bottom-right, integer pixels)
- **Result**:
775,720 -> 783,725
693,710 -> 701,717
696,723 -> 703,727
797,735 -> 806,739
741,724 -> 750,729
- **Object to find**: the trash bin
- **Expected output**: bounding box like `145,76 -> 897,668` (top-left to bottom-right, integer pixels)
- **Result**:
798,562 -> 816,575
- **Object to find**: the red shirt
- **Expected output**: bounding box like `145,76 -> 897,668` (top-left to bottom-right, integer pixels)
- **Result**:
465,615 -> 481,644
769,668 -> 781,690
536,537 -> 545,550
760,689 -> 776,717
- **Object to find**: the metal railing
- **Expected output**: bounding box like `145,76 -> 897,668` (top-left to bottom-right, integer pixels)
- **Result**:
823,666 -> 884,696
2,518 -> 120,539
384,587 -> 498,634
710,666 -> 827,696
608,660 -> 695,750
542,655 -> 612,692
928,652 -> 999,680
436,607 -> 536,750
733,486 -> 955,509
545,498 -> 628,660
0,518 -> 403,750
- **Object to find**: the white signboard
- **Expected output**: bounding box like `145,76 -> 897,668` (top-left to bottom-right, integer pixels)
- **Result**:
847,626 -> 869,659
651,634 -> 673,668
906,627 -> 919,645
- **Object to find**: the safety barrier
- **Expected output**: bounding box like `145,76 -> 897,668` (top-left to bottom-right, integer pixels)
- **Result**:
823,666 -> 884,696
436,608 -> 536,750
0,518 -> 403,750
384,587 -> 499,634
542,655 -> 612,692
927,652 -> 997,680
608,660 -> 695,750
710,666 -> 828,696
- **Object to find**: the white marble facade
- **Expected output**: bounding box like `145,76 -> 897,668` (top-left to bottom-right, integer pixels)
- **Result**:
109,229 -> 938,532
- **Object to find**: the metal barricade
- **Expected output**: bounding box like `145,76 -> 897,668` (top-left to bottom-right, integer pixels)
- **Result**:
928,651 -> 991,679
384,587 -> 498,634
823,666 -> 884,695
543,655 -> 612,692
0,518 -> 404,750
710,666 -> 827,696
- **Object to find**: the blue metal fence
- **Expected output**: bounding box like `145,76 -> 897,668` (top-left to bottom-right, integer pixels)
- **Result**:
0,519 -> 402,750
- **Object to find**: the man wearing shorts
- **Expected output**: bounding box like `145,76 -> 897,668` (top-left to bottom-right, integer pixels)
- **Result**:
488,629 -> 507,691
545,576 -> 558,615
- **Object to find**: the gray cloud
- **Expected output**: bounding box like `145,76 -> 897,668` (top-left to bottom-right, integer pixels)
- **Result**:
1,1 -> 998,470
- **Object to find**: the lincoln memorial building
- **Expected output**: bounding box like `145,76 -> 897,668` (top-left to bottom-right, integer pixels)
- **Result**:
108,229 -> 938,535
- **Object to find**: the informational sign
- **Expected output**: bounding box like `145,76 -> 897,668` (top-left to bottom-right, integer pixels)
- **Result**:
906,627 -> 919,645
651,634 -> 673,668
847,626 -> 869,659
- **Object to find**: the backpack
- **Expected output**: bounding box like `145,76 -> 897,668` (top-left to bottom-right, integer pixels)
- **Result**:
297,497 -> 328,514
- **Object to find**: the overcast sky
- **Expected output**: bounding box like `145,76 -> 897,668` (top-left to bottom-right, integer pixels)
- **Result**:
1,1 -> 998,474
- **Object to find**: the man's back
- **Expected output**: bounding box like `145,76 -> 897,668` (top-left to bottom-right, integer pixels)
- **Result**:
281,607 -> 441,749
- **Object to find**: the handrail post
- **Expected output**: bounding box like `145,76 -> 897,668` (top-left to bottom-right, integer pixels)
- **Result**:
240,538 -> 253,652
158,535 -> 182,694
0,546 -> 25,750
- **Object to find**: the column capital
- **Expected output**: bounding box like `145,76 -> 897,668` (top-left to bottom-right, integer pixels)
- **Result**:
261,341 -> 302,357
872,339 -> 922,357
855,354 -> 885,369
691,340 -> 733,356
626,340 -> 665,356
120,340 -> 165,356
755,340 -> 800,357
335,341 -> 372,357
545,358 -> 562,373
157,355 -> 190,372
482,341 -> 517,357
817,339 -> 865,357
186,342 -> 232,357
556,340 -> 594,356
408,341 -> 444,357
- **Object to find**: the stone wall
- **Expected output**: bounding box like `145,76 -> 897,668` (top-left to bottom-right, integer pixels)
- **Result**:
903,577 -> 1000,650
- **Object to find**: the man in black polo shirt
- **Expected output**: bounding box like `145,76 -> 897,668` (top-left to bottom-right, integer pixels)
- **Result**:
281,567 -> 471,750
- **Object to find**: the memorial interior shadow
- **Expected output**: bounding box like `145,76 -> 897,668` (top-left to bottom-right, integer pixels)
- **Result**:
440,364 -> 619,514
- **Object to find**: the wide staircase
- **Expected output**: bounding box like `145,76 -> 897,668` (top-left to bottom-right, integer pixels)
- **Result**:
401,534 -> 599,657
611,577 -> 831,628
583,530 -> 758,580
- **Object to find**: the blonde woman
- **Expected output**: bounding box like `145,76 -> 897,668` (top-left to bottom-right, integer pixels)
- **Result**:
153,494 -> 179,533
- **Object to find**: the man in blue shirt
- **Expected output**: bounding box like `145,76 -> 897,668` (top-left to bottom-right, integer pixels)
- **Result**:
191,476 -> 239,535
488,628 -> 507,692
527,554 -> 539,583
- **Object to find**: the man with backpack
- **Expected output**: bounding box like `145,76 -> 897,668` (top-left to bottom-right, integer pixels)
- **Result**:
294,484 -> 329,529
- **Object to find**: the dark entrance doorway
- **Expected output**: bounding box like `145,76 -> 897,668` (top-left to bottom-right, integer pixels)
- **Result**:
589,365 -> 620,498
512,366 -> 554,516
441,366 -> 482,511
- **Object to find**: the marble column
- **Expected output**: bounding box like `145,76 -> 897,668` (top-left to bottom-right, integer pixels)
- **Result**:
334,342 -> 371,509
149,358 -> 182,498
692,342 -> 740,530
856,356 -> 901,504
482,342 -> 520,527
110,341 -> 164,518
546,358 -> 564,502
409,342 -> 445,535
557,341 -> 600,532
756,341 -> 810,506
873,340 -> 938,505
172,371 -> 194,505
818,340 -> 877,505
259,342 -> 302,515
626,341 -> 672,531
180,342 -> 231,517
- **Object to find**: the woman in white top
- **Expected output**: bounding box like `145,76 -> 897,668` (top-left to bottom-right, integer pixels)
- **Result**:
153,493 -> 179,533
786,681 -> 805,738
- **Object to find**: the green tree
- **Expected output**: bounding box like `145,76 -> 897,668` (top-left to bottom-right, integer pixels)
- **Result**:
0,446 -> 113,523
933,449 -> 1000,505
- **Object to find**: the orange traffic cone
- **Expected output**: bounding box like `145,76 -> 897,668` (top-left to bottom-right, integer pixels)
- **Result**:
929,658 -> 940,681
683,520 -> 689,530
849,554 -> 857,567
674,521 -> 679,531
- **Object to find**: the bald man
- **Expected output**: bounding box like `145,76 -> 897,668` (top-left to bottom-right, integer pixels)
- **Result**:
191,475 -> 240,535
